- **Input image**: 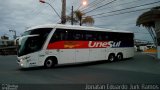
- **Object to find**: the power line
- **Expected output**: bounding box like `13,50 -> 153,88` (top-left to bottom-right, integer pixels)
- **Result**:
28,5 -> 49,19
84,0 -> 117,14
81,0 -> 106,11
45,2 -> 61,19
73,0 -> 82,11
80,0 -> 100,11
97,0 -> 141,11
48,0 -> 55,4
27,0 -> 57,20
25,2 -> 47,18
94,24 -> 151,35
93,6 -> 155,18
28,2 -> 59,23
90,0 -> 160,17
94,22 -> 135,26
81,0 -> 137,12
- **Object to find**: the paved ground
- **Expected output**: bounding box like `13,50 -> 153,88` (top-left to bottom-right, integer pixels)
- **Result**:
0,52 -> 160,89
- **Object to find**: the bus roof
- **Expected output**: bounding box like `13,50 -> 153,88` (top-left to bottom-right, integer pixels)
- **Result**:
27,24 -> 133,33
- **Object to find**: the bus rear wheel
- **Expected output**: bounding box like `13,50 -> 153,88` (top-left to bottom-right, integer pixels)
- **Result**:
108,54 -> 115,62
44,58 -> 54,68
116,53 -> 123,61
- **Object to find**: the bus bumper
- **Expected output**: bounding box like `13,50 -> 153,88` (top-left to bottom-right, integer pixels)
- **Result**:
17,59 -> 29,68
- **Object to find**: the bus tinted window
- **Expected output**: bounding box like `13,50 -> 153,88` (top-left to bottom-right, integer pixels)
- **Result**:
85,31 -> 93,41
103,32 -> 109,41
50,29 -> 74,43
73,30 -> 84,40
50,28 -> 133,46
50,29 -> 64,42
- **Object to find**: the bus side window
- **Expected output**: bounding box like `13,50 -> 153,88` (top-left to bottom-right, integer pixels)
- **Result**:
97,32 -> 102,41
93,31 -> 102,41
92,31 -> 97,41
55,29 -> 69,41
63,30 -> 68,40
59,31 -> 63,40
75,33 -> 81,40
49,31 -> 58,43
53,33 -> 60,41
101,32 -> 109,41
106,32 -> 112,41
74,30 -> 84,40
60,29 -> 75,41
86,31 -> 93,41
49,29 -> 63,43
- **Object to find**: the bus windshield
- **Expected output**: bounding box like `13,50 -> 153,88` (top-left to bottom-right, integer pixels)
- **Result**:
18,28 -> 52,56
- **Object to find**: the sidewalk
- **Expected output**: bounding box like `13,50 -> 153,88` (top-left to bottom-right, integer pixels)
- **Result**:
143,48 -> 158,60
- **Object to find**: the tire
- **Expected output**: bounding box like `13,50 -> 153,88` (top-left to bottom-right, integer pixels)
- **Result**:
108,54 -> 115,62
116,53 -> 123,61
44,58 -> 54,68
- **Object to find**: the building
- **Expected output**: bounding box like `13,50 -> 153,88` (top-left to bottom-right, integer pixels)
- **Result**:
0,36 -> 17,55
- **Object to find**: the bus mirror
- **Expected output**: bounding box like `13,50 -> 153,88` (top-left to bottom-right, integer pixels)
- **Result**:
14,38 -> 19,46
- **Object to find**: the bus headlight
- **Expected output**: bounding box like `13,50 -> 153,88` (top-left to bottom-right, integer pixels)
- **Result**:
20,59 -> 23,62
20,63 -> 23,66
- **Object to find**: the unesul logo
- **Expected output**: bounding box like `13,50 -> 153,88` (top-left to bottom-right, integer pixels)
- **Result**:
88,41 -> 121,48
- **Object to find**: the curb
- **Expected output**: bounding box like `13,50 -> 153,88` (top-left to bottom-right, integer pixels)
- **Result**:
142,52 -> 157,59
143,52 -> 160,60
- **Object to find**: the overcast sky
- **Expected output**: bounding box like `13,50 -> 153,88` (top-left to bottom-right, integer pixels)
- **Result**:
0,0 -> 159,42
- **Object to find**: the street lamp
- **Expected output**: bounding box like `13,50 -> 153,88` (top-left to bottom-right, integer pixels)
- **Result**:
39,0 -> 61,19
9,30 -> 17,39
82,0 -> 87,6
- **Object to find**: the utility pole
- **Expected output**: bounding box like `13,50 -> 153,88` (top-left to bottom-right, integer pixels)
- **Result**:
71,6 -> 73,25
61,0 -> 66,24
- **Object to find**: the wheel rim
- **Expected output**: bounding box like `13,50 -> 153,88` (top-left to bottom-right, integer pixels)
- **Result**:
109,55 -> 114,61
117,54 -> 122,60
46,59 -> 53,67
118,55 -> 121,60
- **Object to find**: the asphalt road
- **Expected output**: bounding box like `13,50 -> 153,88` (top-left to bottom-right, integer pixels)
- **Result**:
0,52 -> 160,89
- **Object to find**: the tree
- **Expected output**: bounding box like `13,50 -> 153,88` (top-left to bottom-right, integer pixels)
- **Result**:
136,6 -> 160,46
66,10 -> 94,26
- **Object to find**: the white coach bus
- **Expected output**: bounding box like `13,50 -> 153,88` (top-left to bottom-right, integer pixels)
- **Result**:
17,24 -> 134,68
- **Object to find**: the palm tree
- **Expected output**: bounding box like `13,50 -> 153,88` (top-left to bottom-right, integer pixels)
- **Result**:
66,10 -> 94,26
82,16 -> 95,25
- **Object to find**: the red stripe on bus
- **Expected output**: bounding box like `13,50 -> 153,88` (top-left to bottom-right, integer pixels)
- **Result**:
47,41 -> 110,49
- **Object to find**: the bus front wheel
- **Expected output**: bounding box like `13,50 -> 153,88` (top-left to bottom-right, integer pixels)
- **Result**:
44,58 -> 54,68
